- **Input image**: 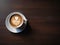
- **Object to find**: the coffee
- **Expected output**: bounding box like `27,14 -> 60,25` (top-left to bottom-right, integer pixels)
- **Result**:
10,14 -> 23,27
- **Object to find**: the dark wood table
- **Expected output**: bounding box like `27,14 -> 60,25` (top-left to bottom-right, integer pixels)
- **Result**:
0,0 -> 60,45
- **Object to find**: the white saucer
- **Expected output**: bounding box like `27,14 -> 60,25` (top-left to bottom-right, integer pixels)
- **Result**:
5,12 -> 27,33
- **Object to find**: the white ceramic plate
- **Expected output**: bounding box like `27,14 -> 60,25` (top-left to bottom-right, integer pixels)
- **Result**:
5,12 -> 27,33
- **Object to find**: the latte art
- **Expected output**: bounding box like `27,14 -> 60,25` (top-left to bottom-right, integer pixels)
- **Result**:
10,14 -> 23,27
15,16 -> 19,21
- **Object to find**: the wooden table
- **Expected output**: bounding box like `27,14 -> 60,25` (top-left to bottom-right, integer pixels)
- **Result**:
0,0 -> 60,45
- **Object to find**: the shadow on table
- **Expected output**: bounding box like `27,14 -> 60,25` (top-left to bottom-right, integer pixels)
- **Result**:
11,21 -> 32,36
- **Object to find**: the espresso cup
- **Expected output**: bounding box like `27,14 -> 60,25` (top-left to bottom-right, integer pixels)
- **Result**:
10,14 -> 24,28
5,12 -> 27,33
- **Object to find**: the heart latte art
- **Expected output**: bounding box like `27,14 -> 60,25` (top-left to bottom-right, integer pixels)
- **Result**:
10,14 -> 23,27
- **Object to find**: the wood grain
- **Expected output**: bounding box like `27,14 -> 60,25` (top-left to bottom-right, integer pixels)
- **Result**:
0,0 -> 60,45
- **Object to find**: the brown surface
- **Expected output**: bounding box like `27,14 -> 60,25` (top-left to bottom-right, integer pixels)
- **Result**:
0,0 -> 60,45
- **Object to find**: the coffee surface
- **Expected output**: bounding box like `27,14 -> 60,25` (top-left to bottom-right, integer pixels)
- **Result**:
10,14 -> 23,27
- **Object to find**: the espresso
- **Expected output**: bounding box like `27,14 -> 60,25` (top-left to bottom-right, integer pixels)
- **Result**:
10,14 -> 23,27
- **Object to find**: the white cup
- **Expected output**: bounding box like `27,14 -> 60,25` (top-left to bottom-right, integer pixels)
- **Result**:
5,12 -> 27,33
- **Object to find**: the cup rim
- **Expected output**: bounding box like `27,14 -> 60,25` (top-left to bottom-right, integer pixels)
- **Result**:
9,12 -> 24,28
